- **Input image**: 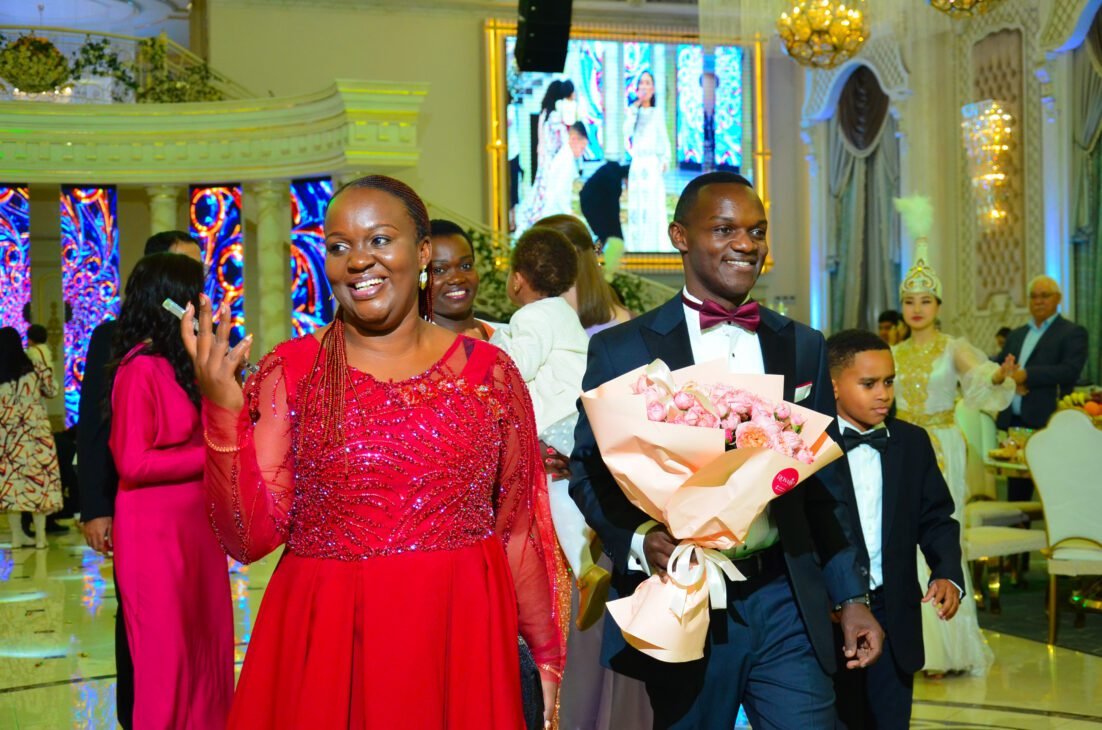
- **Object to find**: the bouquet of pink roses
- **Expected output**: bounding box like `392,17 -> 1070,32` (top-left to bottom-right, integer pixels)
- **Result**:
636,375 -> 816,463
581,359 -> 842,662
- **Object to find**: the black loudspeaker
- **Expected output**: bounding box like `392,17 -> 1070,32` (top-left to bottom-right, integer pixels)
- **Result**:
516,0 -> 573,73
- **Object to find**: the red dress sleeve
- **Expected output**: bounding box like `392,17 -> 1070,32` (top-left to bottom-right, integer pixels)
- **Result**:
202,349 -> 296,564
490,352 -> 570,683
110,355 -> 204,486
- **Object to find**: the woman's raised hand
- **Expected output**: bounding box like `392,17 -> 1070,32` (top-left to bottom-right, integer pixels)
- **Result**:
993,353 -> 1018,385
181,294 -> 252,412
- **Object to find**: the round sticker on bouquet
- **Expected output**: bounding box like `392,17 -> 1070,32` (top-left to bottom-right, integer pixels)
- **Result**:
772,468 -> 800,495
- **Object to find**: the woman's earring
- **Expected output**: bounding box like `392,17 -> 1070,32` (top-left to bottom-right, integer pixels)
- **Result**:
418,267 -> 428,290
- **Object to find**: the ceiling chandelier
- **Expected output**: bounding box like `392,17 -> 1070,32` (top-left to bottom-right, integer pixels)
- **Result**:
928,0 -> 1005,19
777,0 -> 868,70
961,100 -> 1013,225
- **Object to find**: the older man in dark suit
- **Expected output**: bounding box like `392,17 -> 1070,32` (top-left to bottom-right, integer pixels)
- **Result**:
995,275 -> 1088,502
569,172 -> 883,730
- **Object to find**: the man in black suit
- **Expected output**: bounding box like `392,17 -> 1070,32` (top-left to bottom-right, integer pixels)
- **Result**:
995,275 -> 1088,502
579,160 -> 628,246
822,330 -> 964,730
569,172 -> 883,729
78,230 -> 202,729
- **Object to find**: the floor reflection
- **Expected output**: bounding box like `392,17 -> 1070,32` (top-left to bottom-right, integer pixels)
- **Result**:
0,523 -> 1097,728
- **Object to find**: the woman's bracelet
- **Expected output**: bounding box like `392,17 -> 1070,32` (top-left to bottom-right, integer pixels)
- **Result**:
204,431 -> 240,454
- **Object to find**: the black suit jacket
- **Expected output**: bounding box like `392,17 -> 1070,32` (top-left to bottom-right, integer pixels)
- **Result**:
77,319 -> 119,522
569,295 -> 865,680
995,315 -> 1088,429
820,417 -> 963,674
579,162 -> 625,243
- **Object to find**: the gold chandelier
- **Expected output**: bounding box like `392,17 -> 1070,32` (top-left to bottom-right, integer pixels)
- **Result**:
928,0 -> 1005,18
961,100 -> 1013,225
777,0 -> 868,70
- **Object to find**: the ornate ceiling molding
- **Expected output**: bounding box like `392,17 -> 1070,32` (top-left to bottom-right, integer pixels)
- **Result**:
0,80 -> 428,184
801,35 -> 911,125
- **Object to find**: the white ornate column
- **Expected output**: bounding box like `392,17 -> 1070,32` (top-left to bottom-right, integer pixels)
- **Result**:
147,184 -> 181,235
251,180 -> 291,356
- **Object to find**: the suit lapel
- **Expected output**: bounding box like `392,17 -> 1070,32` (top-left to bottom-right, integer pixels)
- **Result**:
641,296 -> 694,369
758,308 -> 797,401
881,422 -> 904,548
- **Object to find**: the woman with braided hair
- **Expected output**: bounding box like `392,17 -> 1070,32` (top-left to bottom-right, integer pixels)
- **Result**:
183,175 -> 567,728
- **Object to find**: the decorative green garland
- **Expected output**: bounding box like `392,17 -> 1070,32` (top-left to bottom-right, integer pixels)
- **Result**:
0,35 -> 70,93
136,37 -> 222,103
70,36 -> 138,101
0,33 -> 222,103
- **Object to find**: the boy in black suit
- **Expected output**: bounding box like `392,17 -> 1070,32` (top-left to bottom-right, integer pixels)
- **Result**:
824,329 -> 965,730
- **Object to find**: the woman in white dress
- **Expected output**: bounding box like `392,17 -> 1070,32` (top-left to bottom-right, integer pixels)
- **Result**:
624,71 -> 670,252
521,80 -> 576,231
892,242 -> 1018,677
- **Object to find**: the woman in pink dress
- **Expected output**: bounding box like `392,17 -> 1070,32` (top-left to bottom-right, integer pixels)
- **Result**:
184,175 -> 567,729
108,253 -> 233,728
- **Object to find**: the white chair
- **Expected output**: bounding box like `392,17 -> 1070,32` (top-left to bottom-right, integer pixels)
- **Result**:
956,401 -> 997,501
1024,409 -> 1102,644
963,525 -> 1047,612
956,401 -> 1043,527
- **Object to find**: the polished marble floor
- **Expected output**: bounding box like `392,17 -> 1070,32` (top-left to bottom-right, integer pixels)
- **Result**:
0,525 -> 1099,729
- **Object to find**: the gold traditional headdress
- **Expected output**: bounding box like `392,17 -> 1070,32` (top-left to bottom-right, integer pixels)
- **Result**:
894,195 -> 943,300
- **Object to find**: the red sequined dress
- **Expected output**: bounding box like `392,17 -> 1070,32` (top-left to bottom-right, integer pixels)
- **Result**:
202,334 -> 568,729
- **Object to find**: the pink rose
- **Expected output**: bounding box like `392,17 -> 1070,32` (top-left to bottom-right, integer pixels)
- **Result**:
673,390 -> 697,411
646,401 -> 667,422
683,409 -> 701,426
730,393 -> 755,417
795,448 -> 815,464
792,412 -> 806,428
774,404 -> 791,421
632,375 -> 649,394
779,430 -> 805,457
721,415 -> 743,430
698,412 -> 720,429
735,419 -> 782,450
751,401 -> 777,421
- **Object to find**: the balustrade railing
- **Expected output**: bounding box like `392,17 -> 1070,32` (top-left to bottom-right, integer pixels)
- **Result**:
0,26 -> 254,104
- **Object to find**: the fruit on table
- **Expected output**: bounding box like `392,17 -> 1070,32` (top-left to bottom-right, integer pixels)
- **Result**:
1059,391 -> 1102,410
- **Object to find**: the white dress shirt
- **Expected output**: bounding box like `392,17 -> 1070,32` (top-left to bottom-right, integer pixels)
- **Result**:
682,289 -> 766,375
628,289 -> 774,573
838,416 -> 887,591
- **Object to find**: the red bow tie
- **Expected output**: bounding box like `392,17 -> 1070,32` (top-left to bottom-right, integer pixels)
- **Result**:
683,296 -> 761,332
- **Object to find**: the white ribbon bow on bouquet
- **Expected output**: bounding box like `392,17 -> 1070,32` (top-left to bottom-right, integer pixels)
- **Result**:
606,541 -> 749,663
665,543 -> 746,620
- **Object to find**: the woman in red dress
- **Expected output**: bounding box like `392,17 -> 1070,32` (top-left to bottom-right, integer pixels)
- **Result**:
183,176 -> 567,729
